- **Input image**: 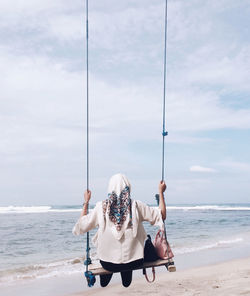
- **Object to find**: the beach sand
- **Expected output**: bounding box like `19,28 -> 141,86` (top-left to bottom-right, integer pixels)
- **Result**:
69,257 -> 250,296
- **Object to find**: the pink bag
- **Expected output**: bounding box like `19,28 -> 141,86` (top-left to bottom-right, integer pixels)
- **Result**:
154,229 -> 174,260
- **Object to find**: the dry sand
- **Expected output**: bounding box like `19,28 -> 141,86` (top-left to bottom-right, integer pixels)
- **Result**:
69,257 -> 250,296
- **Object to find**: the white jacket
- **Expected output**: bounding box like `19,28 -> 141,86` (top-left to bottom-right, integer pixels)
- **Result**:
73,200 -> 163,264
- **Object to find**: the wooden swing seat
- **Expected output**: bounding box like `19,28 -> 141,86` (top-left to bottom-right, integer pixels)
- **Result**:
88,258 -> 176,275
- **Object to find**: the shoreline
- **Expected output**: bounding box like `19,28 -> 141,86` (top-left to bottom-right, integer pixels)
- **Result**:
69,256 -> 250,296
1,204 -> 250,296
1,254 -> 250,296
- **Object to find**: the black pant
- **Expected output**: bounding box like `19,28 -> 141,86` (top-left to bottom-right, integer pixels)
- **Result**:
100,258 -> 143,287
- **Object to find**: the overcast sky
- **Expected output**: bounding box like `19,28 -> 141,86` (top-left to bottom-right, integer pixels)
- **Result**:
1,0 -> 250,206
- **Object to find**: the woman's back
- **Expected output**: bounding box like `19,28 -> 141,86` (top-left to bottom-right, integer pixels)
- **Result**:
73,199 -> 163,263
72,173 -> 167,287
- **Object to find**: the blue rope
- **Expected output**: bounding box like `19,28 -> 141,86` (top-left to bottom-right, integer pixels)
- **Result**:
161,0 -> 168,182
85,0 -> 90,269
84,0 -> 93,284
86,0 -> 89,193
161,0 -> 172,267
85,271 -> 96,287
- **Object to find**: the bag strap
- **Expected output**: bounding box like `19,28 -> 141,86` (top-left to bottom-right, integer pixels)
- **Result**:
155,229 -> 161,239
160,228 -> 171,261
143,267 -> 155,283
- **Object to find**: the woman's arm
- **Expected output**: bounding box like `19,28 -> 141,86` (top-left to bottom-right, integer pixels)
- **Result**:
80,189 -> 91,217
73,189 -> 98,235
158,181 -> 166,220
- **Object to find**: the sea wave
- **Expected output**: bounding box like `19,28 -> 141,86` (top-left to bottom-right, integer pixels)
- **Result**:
167,205 -> 250,211
0,256 -> 98,286
1,204 -> 250,214
175,237 -> 243,254
0,260 -> 78,285
0,206 -> 82,214
0,206 -> 52,214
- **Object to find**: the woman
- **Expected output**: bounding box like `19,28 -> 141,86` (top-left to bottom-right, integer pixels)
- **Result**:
73,173 -> 167,287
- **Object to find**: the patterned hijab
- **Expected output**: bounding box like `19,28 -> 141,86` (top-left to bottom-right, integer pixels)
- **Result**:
103,173 -> 132,239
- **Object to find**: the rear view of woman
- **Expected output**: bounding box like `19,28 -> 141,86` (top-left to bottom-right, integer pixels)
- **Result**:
73,173 -> 166,287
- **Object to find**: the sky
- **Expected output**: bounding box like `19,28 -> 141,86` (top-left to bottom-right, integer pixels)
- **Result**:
0,0 -> 250,206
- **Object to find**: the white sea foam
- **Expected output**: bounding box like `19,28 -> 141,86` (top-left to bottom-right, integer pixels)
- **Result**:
167,205 -> 250,211
1,205 -> 250,214
0,206 -> 52,214
0,257 -> 85,286
48,209 -> 82,213
175,237 -> 244,255
0,206 -> 82,214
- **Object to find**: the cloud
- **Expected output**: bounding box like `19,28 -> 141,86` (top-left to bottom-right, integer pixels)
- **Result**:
167,88 -> 250,132
190,166 -> 216,173
1,0 -> 250,204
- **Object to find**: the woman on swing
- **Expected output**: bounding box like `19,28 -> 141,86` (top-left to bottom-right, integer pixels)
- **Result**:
73,173 -> 166,288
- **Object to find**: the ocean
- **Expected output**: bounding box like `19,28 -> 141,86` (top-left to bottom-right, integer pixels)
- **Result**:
1,204 -> 250,288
